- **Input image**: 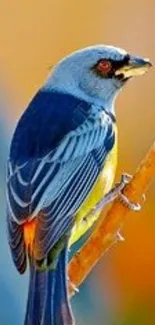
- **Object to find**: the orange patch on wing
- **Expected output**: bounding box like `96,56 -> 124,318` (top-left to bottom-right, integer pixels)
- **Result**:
23,219 -> 37,255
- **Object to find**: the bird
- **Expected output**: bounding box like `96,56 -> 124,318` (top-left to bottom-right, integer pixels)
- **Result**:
6,45 -> 152,325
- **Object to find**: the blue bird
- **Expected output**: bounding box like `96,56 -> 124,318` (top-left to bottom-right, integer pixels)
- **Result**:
6,45 -> 151,325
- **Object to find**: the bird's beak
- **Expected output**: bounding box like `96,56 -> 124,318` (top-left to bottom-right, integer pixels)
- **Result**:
115,56 -> 152,79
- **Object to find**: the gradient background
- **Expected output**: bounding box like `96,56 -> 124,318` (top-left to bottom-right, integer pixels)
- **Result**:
0,1 -> 155,324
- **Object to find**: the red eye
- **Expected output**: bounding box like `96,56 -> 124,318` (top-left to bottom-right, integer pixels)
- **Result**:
97,60 -> 112,73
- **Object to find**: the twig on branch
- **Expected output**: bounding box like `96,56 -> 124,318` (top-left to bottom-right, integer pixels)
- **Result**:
68,141 -> 155,296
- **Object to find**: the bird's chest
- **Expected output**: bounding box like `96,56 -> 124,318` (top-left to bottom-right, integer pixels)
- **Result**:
70,125 -> 118,246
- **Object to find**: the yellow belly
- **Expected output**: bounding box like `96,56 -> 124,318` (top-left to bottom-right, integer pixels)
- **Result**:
69,126 -> 118,246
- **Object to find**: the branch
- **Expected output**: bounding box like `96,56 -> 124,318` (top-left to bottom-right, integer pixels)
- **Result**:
68,141 -> 155,296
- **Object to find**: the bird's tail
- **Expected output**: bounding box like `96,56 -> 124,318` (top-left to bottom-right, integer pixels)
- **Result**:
24,246 -> 74,325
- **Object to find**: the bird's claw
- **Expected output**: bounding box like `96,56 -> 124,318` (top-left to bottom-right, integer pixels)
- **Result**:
120,173 -> 133,184
111,173 -> 132,194
116,173 -> 143,212
119,192 -> 142,211
81,173 -> 144,222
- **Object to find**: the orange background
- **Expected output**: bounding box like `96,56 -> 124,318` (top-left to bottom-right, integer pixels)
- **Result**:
0,1 -> 155,324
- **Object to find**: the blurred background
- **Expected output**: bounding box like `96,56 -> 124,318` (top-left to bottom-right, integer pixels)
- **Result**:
0,1 -> 155,324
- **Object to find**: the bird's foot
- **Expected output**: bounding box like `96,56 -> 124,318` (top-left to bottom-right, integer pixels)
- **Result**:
118,173 -> 145,211
119,192 -> 141,211
101,172 -> 134,207
83,173 -> 133,221
82,173 -> 144,223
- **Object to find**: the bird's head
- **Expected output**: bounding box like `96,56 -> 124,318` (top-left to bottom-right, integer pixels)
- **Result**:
45,45 -> 152,110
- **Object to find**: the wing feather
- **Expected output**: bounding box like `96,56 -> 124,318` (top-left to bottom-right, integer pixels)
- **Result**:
34,152 -> 100,259
7,90 -> 115,270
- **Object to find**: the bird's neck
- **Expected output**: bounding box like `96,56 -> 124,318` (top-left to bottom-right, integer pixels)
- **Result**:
43,76 -> 116,114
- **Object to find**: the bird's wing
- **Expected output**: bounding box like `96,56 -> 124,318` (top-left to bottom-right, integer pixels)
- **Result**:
7,90 -> 115,271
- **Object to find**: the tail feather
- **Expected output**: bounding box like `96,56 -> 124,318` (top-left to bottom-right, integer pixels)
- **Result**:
24,263 -> 48,325
24,246 -> 74,325
53,247 -> 73,325
40,269 -> 54,325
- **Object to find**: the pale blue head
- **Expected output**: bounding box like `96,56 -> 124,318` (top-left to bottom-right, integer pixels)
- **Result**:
44,45 -> 152,110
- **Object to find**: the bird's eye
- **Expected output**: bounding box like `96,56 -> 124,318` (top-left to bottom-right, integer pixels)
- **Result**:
97,59 -> 112,73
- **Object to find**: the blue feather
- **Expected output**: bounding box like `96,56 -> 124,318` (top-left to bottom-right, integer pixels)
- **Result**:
7,44 -> 144,325
24,263 -> 48,325
10,90 -> 91,162
7,89 -> 115,325
24,245 -> 73,325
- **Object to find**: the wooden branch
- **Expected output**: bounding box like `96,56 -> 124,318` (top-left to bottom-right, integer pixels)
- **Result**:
68,141 -> 155,296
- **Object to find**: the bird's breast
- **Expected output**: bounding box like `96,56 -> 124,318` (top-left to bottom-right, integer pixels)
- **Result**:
70,125 -> 118,246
